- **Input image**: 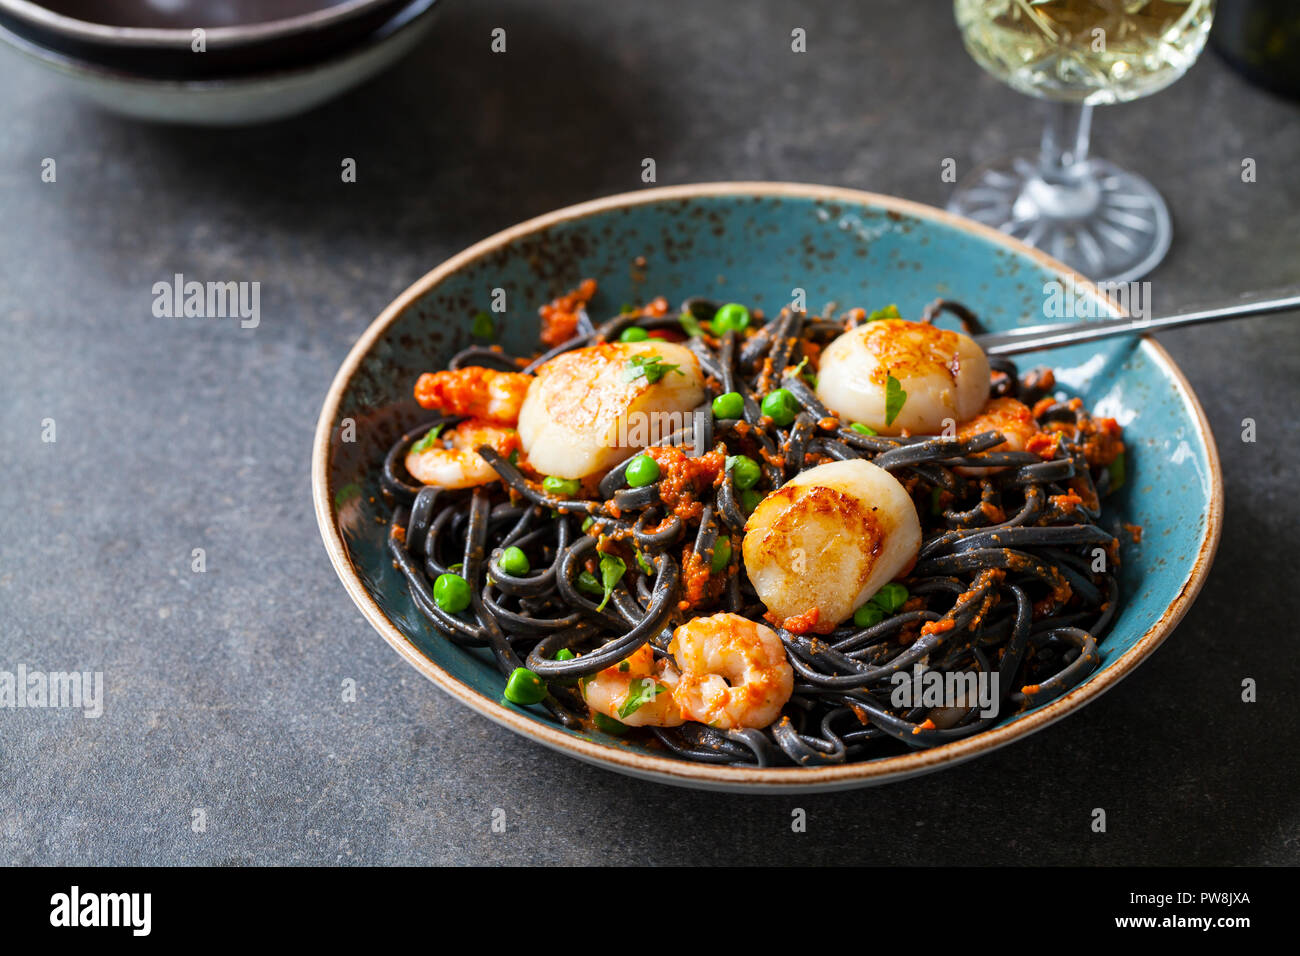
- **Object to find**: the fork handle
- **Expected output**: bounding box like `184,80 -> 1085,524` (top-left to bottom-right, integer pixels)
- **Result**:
976,289 -> 1300,356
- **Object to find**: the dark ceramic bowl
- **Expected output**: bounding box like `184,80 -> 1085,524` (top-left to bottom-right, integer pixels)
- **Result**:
0,0 -> 439,123
0,0 -> 414,76
313,183 -> 1222,792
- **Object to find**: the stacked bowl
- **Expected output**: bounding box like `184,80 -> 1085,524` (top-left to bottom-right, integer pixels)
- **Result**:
0,0 -> 442,124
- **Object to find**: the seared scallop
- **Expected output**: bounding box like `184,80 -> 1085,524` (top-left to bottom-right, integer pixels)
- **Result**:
815,318 -> 990,435
517,341 -> 705,479
742,459 -> 921,629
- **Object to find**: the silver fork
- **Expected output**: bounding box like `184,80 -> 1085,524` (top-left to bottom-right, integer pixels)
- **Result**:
973,289 -> 1300,356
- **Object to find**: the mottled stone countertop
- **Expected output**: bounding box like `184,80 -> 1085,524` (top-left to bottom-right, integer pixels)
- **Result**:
2,0 -> 1296,864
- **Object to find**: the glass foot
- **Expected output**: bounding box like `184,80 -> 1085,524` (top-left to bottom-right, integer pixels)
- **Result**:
948,152 -> 1171,284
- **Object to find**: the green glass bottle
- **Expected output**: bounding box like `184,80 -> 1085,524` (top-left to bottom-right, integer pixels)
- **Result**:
1211,0 -> 1300,99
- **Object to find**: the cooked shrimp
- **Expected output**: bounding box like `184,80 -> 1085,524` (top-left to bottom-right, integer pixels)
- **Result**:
580,643 -> 683,728
668,613 -> 794,730
742,459 -> 921,630
404,419 -> 521,489
816,318 -> 990,435
956,397 -> 1040,476
517,341 -> 705,479
414,367 -> 532,426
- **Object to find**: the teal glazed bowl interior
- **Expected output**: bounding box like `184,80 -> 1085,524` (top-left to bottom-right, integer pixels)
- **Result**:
313,183 -> 1221,793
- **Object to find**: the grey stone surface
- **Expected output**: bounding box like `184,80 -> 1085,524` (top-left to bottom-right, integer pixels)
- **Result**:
1,0 -> 1297,866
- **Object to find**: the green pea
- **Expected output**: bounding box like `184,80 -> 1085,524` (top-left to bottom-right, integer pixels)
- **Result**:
499,546 -> 530,576
576,571 -> 604,597
761,388 -> 799,426
712,303 -> 751,333
619,326 -> 649,342
542,475 -> 581,498
433,573 -> 471,614
593,712 -> 629,736
504,667 -> 547,705
872,582 -> 909,614
726,454 -> 761,490
550,647 -> 579,685
740,489 -> 763,513
710,537 -> 732,574
624,454 -> 660,487
850,422 -> 877,436
711,391 -> 744,420
853,604 -> 885,628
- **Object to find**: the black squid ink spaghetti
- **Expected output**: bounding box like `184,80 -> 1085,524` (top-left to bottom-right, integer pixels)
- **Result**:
378,281 -> 1127,767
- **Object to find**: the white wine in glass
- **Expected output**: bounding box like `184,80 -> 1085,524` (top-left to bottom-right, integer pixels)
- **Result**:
949,0 -> 1215,282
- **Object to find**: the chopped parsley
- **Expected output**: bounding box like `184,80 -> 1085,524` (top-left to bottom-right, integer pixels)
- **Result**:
618,678 -> 665,719
678,310 -> 705,338
868,304 -> 901,321
576,571 -> 603,598
793,355 -> 817,388
333,482 -> 361,509
885,374 -> 907,427
596,553 -> 626,611
623,352 -> 684,385
409,423 -> 446,454
1107,451 -> 1126,492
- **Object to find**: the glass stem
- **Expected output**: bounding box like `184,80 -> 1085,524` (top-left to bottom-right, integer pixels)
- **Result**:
1039,101 -> 1094,183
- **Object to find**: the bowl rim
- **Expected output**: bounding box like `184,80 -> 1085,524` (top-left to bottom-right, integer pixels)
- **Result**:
311,181 -> 1223,791
0,0 -> 402,49
0,0 -> 436,87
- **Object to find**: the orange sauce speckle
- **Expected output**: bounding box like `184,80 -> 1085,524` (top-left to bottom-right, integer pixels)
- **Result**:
539,278 -> 597,348
1050,492 -> 1084,513
1025,432 -> 1060,459
779,606 -> 822,634
644,444 -> 726,524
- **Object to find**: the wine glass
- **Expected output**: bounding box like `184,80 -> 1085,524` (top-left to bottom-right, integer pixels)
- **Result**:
949,0 -> 1215,283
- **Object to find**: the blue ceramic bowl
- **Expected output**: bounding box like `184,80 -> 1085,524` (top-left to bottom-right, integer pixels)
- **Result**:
312,183 -> 1222,792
